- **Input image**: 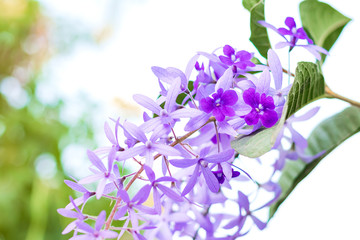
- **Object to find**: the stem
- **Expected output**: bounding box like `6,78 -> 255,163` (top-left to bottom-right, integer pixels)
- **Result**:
325,85 -> 360,108
104,117 -> 216,229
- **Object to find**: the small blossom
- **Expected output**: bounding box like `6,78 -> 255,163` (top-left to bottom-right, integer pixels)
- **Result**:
258,17 -> 329,60
199,88 -> 238,122
72,211 -> 118,240
242,88 -> 278,128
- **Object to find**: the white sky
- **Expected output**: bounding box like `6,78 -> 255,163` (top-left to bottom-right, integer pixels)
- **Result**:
38,0 -> 360,239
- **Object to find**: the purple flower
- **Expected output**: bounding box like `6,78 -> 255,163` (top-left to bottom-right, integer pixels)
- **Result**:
78,150 -> 116,199
58,196 -> 87,234
242,88 -> 278,128
116,121 -> 181,167
64,180 -> 95,209
199,88 -> 238,122
223,191 -> 266,234
133,165 -> 183,214
114,189 -> 157,229
258,17 -> 329,60
72,211 -> 118,240
170,148 -> 234,195
219,45 -> 255,71
133,77 -> 202,133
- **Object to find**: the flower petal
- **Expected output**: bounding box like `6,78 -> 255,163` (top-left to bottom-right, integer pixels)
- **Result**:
201,166 -> 220,193
133,94 -> 162,115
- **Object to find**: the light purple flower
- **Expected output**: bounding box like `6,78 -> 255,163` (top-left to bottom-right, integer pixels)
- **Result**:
78,150 -> 116,199
170,148 -> 234,195
58,196 -> 87,234
258,17 -> 329,60
116,121 -> 181,167
133,165 -> 183,214
71,211 -> 118,240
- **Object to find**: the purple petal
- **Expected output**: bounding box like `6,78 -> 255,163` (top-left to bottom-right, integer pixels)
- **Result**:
244,110 -> 260,126
290,106 -> 320,122
143,165 -> 156,183
288,125 -> 308,150
199,97 -> 214,113
205,149 -> 234,163
76,221 -> 94,234
243,88 -> 259,108
152,143 -> 180,156
151,66 -> 173,84
221,89 -> 238,106
140,117 -> 162,133
237,191 -> 250,212
268,49 -> 283,90
155,176 -> 177,182
100,230 -> 118,238
104,122 -> 116,145
164,77 -> 181,112
300,44 -> 329,61
96,178 -> 107,200
57,208 -> 79,218
275,41 -> 293,49
95,210 -> 106,231
223,45 -> 235,57
116,145 -> 146,161
157,184 -> 183,202
256,68 -> 271,94
285,17 -> 296,29
250,215 -> 267,230
170,108 -> 203,119
62,220 -> 77,234
184,112 -> 210,132
133,94 -> 162,115
153,188 -> 162,214
278,27 -> 292,36
117,189 -> 130,203
215,68 -> 234,91
78,173 -> 104,185
132,184 -> 151,204
181,164 -> 200,196
257,20 -> 280,34
197,51 -> 221,63
219,55 -> 234,66
87,150 -> 107,173
123,121 -> 147,143
64,180 -> 88,193
260,109 -> 278,128
170,158 -> 197,168
185,54 -> 200,80
201,166 -> 220,193
212,108 -> 225,122
220,105 -> 235,117
114,205 -> 128,219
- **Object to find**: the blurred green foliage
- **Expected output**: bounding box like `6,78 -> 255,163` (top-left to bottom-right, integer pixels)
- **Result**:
0,0 -> 106,239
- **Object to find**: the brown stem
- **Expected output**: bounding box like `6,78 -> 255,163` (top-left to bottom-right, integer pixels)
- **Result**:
104,117 -> 216,229
325,85 -> 360,108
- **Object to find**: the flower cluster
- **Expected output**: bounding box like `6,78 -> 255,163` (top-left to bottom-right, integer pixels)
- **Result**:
58,17 -> 326,240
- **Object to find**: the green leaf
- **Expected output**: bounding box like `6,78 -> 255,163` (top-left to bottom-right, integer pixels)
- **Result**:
269,106 -> 360,219
285,62 -> 325,119
300,0 -> 351,63
231,105 -> 287,158
243,0 -> 271,58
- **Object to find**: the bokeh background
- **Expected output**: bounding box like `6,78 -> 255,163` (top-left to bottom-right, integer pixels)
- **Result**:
0,0 -> 359,239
